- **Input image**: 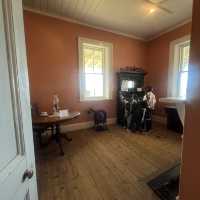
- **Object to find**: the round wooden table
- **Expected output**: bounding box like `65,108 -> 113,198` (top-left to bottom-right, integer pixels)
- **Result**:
32,112 -> 80,155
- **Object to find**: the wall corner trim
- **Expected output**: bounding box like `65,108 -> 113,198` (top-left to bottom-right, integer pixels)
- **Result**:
148,18 -> 192,41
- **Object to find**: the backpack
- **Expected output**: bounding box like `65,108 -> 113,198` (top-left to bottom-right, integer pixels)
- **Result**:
88,108 -> 108,131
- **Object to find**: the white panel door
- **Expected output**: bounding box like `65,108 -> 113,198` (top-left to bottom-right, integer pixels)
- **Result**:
0,0 -> 38,199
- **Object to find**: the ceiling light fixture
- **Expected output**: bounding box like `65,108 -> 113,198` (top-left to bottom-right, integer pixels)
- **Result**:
149,0 -> 166,3
149,8 -> 156,14
145,0 -> 173,14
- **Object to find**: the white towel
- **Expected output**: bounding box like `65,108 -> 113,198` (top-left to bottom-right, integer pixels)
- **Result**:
143,91 -> 156,110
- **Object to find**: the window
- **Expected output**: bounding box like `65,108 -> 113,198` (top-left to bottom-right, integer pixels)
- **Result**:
178,44 -> 190,98
168,36 -> 190,99
79,37 -> 113,101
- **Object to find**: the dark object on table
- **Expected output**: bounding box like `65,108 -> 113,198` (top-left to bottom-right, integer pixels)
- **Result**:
32,112 -> 80,156
148,164 -> 180,200
88,108 -> 108,131
165,106 -> 183,134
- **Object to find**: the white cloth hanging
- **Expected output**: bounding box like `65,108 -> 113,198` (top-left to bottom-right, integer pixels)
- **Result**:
143,91 -> 157,110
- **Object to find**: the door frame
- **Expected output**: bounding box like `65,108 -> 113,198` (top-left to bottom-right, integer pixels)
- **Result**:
1,0 -> 38,199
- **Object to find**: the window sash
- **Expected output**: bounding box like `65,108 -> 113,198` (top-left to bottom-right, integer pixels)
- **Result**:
83,46 -> 106,98
83,46 -> 105,74
84,74 -> 104,98
168,35 -> 191,99
79,37 -> 113,101
179,43 -> 190,73
178,71 -> 188,98
177,43 -> 190,98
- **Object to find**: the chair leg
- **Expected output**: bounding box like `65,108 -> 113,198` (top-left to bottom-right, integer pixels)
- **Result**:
38,131 -> 43,147
55,135 -> 64,156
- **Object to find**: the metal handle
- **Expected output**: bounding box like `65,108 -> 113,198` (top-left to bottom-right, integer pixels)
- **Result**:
22,169 -> 34,183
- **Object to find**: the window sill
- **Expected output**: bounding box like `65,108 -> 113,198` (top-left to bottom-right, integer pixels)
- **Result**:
159,97 -> 187,104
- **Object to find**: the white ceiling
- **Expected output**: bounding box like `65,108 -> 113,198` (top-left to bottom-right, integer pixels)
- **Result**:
23,0 -> 193,40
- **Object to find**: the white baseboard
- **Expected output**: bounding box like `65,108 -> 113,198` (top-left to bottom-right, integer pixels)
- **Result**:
61,115 -> 166,132
61,118 -> 116,133
152,115 -> 167,125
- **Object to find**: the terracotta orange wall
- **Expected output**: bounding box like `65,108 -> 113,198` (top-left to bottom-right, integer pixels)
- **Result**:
24,10 -> 147,123
24,10 -> 192,121
146,22 -> 192,115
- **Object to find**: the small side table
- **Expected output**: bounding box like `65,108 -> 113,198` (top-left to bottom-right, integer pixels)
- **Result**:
32,112 -> 80,155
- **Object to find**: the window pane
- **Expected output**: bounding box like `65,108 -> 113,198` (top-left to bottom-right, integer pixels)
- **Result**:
84,48 -> 94,73
181,45 -> 190,71
85,74 -> 103,97
94,50 -> 103,73
179,72 -> 188,98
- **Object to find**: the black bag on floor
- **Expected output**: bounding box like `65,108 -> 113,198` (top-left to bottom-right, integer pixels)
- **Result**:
88,108 -> 108,131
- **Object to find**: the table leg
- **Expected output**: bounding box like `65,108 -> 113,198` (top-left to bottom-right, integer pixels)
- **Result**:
55,124 -> 64,156
38,131 -> 43,147
37,129 -> 49,147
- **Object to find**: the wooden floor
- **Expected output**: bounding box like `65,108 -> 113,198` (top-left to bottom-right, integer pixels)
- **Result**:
36,124 -> 182,200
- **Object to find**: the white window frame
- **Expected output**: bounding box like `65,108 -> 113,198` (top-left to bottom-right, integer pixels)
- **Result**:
78,37 -> 113,101
168,35 -> 190,99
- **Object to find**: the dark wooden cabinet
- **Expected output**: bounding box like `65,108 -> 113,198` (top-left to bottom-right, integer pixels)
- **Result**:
117,71 -> 145,90
117,71 -> 146,126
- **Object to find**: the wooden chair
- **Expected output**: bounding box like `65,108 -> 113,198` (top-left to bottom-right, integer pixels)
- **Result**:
31,104 -> 53,147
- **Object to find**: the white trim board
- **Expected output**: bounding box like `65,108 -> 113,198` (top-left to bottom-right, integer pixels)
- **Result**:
60,115 -> 166,133
23,6 -> 192,42
148,18 -> 192,41
60,118 -> 116,133
23,6 -> 144,41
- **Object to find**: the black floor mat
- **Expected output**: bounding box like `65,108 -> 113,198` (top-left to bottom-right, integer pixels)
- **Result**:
147,164 -> 180,200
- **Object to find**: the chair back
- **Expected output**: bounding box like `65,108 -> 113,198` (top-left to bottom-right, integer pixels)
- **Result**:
31,104 -> 40,117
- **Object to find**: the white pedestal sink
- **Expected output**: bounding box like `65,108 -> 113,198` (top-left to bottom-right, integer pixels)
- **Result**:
159,97 -> 186,126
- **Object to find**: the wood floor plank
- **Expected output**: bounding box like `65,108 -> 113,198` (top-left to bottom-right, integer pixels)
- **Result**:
36,124 -> 182,200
